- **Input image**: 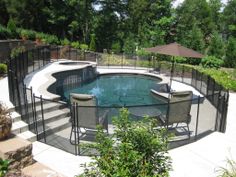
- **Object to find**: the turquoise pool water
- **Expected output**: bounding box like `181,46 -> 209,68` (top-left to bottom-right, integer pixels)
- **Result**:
63,74 -> 162,107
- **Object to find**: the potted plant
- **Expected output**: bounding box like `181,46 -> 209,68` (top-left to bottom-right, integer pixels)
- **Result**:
0,103 -> 12,140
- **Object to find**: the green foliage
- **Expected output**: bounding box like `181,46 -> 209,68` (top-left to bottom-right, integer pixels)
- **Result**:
198,67 -> 236,91
60,38 -> 70,46
80,44 -> 88,51
123,36 -> 137,54
0,25 -> 12,39
0,158 -> 9,177
7,18 -> 17,38
0,64 -> 7,75
42,34 -> 59,45
79,108 -> 171,177
217,158 -> 236,177
136,48 -> 150,57
111,41 -> 121,54
174,56 -> 187,64
225,37 -> 236,68
71,41 -> 80,49
10,46 -> 26,58
208,31 -> 225,59
200,56 -> 223,69
20,29 -> 29,39
89,34 -> 96,51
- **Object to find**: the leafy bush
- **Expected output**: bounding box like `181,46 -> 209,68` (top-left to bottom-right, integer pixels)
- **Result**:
71,41 -> 80,49
10,46 -> 26,58
173,56 -> 187,63
111,41 -> 121,53
136,48 -> 150,57
42,34 -> 59,45
20,29 -> 29,39
0,158 -> 9,177
79,108 -> 171,177
200,56 -> 223,69
198,67 -> 236,91
0,25 -> 12,39
7,18 -> 17,38
80,44 -> 88,51
61,38 -> 70,46
89,34 -> 96,51
225,37 -> 236,68
0,64 -> 7,75
217,158 -> 236,177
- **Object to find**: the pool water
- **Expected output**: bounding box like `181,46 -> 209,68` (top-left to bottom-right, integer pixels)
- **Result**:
63,74 -> 163,107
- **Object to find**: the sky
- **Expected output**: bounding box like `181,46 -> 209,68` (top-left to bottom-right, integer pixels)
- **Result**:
172,0 -> 228,8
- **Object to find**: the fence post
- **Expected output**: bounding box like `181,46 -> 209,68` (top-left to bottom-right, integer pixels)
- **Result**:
194,96 -> 201,140
32,93 -> 39,140
40,95 -> 46,142
215,90 -> 221,131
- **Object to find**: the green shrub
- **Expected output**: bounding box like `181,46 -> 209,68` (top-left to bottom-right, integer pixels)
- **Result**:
225,37 -> 236,68
71,41 -> 80,49
0,64 -> 7,75
20,29 -> 29,39
79,108 -> 171,177
217,158 -> 236,177
60,38 -> 70,46
173,56 -> 187,64
111,41 -> 121,53
10,46 -> 26,58
0,25 -> 12,39
42,34 -> 59,45
35,32 -> 45,40
0,158 -> 9,177
7,18 -> 17,38
80,44 -> 88,51
198,67 -> 236,91
89,34 -> 96,51
136,48 -> 150,57
200,56 -> 223,69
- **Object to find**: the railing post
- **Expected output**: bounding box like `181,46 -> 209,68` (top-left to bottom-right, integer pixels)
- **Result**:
40,95 -> 46,142
32,93 -> 39,140
195,96 -> 201,140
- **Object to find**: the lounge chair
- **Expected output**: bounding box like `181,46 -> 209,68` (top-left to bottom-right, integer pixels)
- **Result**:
69,93 -> 108,145
158,91 -> 193,139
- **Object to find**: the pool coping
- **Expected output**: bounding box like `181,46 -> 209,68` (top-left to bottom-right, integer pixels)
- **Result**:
25,62 -> 168,101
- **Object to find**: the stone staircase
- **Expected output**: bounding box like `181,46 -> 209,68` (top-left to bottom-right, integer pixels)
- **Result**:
0,135 -> 65,177
10,101 -> 71,142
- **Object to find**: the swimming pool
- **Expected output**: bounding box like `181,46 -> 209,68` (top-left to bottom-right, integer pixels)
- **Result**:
61,74 -> 163,107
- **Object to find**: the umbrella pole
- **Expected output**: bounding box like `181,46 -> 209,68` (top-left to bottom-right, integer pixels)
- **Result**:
170,57 -> 174,89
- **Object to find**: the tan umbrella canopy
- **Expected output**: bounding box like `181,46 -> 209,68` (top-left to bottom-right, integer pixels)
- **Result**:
145,42 -> 204,88
145,42 -> 204,58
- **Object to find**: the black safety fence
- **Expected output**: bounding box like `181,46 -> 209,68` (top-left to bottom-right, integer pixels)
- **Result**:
20,91 -> 222,156
6,45 -> 229,156
7,46 -> 50,118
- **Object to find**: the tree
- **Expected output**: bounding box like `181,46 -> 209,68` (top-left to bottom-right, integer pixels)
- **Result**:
175,0 -> 215,45
0,0 -> 9,25
225,37 -> 236,67
79,108 -> 171,177
4,0 -> 47,31
89,34 -> 96,51
222,0 -> 236,38
208,31 -> 225,59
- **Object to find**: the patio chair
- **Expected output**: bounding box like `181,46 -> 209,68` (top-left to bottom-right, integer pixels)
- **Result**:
69,93 -> 108,145
158,91 -> 193,139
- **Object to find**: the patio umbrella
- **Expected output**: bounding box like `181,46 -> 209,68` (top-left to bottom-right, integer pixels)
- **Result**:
145,42 -> 204,87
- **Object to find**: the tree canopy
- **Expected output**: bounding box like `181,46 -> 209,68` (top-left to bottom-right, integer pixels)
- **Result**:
1,0 -> 236,66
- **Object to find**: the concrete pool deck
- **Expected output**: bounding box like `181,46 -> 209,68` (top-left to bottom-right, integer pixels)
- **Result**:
0,62 -> 236,177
